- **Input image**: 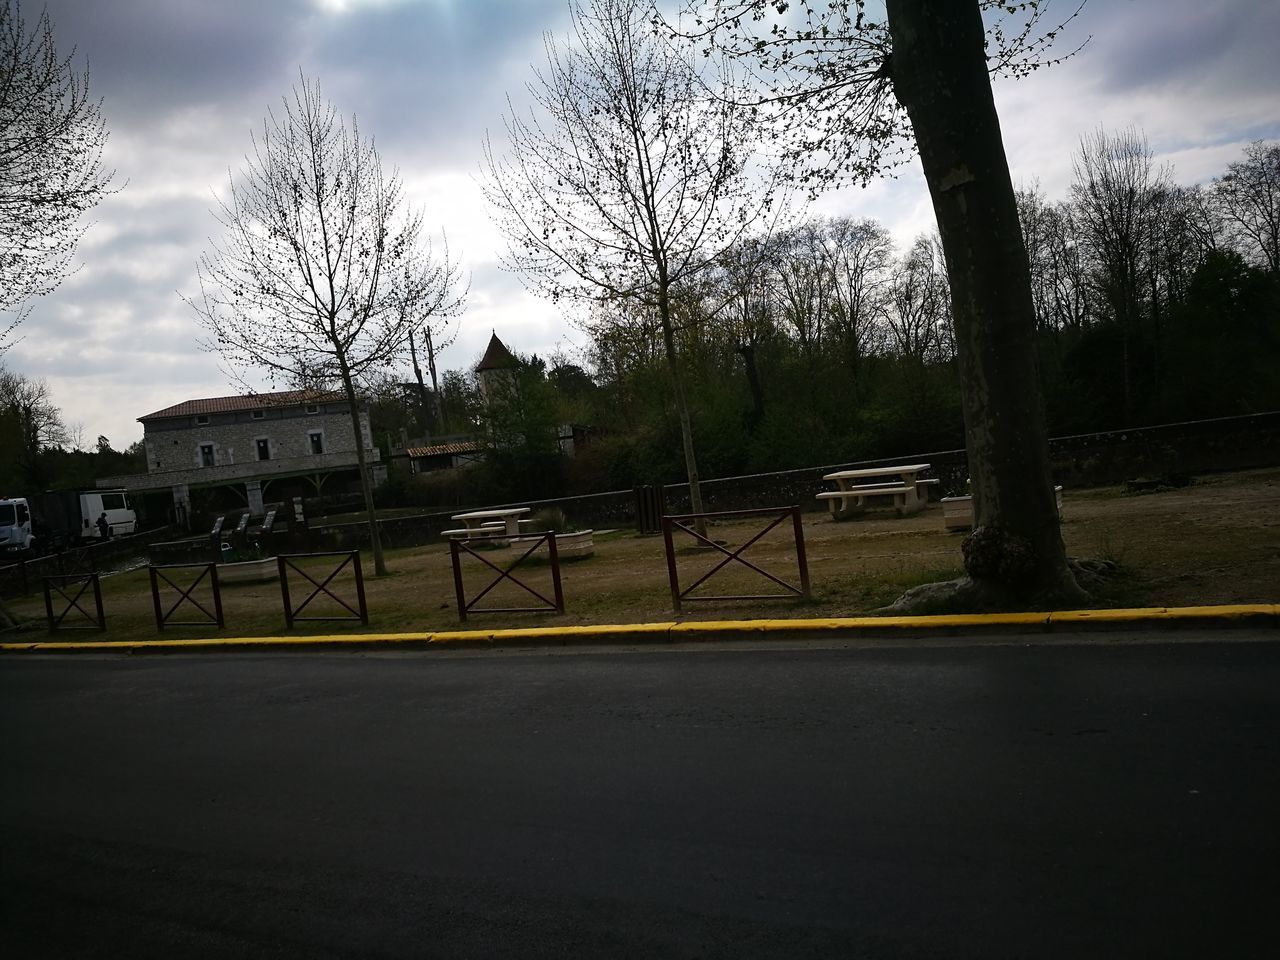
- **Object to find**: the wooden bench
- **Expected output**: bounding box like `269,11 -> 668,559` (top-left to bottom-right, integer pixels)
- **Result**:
440,526 -> 509,543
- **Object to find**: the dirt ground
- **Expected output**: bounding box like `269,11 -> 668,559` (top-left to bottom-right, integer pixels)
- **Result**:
6,467 -> 1278,642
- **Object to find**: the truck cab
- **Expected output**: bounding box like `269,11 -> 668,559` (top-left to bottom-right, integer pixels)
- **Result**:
0,497 -> 37,557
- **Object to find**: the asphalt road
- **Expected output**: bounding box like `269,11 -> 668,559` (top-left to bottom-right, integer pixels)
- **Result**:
3,635 -> 1278,958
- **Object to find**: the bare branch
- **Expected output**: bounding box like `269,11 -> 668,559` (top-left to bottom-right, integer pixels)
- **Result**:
0,1 -> 117,328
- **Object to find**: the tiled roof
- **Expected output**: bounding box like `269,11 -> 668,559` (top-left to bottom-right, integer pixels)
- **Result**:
476,332 -> 517,371
406,441 -> 481,458
139,389 -> 346,421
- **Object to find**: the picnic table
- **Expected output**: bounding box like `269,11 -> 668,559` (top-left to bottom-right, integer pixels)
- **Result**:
817,463 -> 938,519
441,507 -> 531,540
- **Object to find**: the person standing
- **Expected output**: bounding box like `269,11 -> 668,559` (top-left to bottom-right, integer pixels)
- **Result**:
96,513 -> 111,539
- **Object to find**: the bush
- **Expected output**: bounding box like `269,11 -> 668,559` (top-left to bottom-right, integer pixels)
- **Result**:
525,506 -> 577,533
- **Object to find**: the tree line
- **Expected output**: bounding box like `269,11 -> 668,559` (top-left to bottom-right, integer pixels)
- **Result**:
376,132 -> 1277,506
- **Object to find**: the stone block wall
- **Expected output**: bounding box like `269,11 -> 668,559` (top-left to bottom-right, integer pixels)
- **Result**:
144,408 -> 370,474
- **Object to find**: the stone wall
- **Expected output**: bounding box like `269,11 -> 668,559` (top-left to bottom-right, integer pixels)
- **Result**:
1045,412 -> 1280,487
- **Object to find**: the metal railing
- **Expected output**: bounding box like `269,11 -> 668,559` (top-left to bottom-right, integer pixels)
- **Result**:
277,551 -> 368,629
149,562 -> 224,630
662,506 -> 811,613
43,574 -> 106,632
449,532 -> 565,622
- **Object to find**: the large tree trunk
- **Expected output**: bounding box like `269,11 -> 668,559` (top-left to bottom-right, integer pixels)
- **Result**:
657,284 -> 708,537
339,369 -> 388,577
886,0 -> 1081,603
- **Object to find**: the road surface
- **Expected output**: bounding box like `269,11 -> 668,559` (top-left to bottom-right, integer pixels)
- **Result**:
3,635 -> 1277,958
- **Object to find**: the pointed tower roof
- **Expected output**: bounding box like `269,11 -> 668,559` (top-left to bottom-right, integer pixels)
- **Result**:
476,331 -> 517,372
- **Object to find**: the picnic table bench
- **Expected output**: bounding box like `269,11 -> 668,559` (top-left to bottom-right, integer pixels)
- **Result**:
817,463 -> 936,519
441,507 -> 531,541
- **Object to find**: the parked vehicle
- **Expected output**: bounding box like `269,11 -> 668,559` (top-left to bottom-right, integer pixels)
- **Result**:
0,489 -> 137,556
0,497 -> 36,558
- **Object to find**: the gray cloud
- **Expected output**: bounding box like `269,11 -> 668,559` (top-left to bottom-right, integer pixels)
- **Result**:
1087,0 -> 1280,99
7,0 -> 1279,448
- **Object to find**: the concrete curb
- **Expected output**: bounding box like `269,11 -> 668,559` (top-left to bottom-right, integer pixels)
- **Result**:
2,604 -> 1276,654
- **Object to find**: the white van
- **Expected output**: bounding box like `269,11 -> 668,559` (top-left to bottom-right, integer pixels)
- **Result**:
79,489 -> 137,538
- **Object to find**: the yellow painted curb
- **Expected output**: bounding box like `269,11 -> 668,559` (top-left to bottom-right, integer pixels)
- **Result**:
428,622 -> 677,645
1048,604 -> 1280,624
1,605 -> 1276,654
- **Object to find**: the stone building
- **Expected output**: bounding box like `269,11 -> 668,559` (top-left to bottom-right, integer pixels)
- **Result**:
98,389 -> 382,527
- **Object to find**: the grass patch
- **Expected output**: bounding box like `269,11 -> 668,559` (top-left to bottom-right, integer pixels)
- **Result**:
5,467 -> 1277,642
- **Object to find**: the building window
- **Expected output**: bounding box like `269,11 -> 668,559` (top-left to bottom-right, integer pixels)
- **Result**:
200,444 -> 215,467
195,415 -> 210,426
308,431 -> 324,455
256,438 -> 270,461
251,410 -> 265,420
305,404 -> 319,414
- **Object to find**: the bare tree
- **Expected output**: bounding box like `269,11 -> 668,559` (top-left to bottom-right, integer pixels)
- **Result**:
886,234 -> 950,367
1213,140 -> 1280,276
0,365 -> 67,485
1016,184 -> 1091,334
0,1 -> 115,351
395,238 -> 468,436
1071,126 -> 1171,421
674,1 -> 1085,196
189,76 -> 434,576
705,234 -> 782,427
483,0 -> 780,525
774,222 -> 831,378
822,216 -> 894,387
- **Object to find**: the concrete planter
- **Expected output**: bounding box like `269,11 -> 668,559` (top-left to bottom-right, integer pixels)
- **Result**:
511,530 -> 595,560
940,487 -> 1063,532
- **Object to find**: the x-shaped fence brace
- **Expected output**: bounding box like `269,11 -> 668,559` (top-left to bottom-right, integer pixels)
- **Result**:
662,506 -> 811,613
43,574 -> 106,632
149,563 -> 224,630
449,532 -> 565,622
278,552 -> 368,629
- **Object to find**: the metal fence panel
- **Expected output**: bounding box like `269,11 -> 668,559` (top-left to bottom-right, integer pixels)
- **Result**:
662,506 -> 810,613
42,574 -> 106,632
149,563 -> 225,630
450,532 -> 565,622
277,551 -> 368,629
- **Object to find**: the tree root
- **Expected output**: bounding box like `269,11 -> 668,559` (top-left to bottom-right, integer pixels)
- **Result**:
880,556 -> 1119,616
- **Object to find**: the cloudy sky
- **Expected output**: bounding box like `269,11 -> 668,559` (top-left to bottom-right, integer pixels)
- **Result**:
7,0 -> 1279,449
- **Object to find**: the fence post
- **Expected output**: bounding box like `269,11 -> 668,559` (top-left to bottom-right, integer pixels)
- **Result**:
351,550 -> 368,625
546,532 -> 565,614
149,565 -> 164,630
449,539 -> 467,622
791,506 -> 811,599
661,516 -> 681,613
278,555 -> 293,629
